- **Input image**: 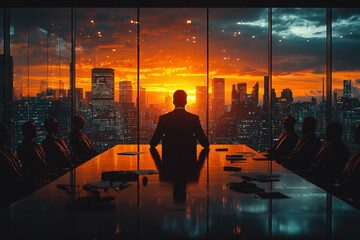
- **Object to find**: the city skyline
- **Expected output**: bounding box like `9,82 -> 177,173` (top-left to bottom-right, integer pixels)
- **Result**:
7,8 -> 360,105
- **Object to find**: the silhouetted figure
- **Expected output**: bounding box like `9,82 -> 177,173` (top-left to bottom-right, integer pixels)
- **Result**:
267,115 -> 299,163
150,147 -> 208,203
70,114 -> 98,162
0,124 -> 36,204
150,90 -> 209,158
307,122 -> 350,184
337,123 -> 360,200
282,116 -> 322,176
42,118 -> 73,169
17,121 -> 50,179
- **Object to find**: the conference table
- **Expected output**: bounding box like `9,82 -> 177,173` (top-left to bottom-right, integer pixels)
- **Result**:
1,144 -> 360,239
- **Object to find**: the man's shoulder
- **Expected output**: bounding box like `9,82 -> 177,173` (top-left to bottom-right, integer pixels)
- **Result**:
162,110 -> 199,118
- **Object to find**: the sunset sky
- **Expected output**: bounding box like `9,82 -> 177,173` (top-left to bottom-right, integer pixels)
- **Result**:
8,8 -> 360,106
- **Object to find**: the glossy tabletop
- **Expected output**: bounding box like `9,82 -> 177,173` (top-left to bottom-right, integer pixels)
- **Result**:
1,144 -> 360,239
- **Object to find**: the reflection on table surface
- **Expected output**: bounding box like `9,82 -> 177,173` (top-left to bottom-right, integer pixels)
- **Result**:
1,144 -> 360,239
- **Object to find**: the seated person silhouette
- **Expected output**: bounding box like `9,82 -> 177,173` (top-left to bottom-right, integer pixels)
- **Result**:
282,116 -> 322,176
337,123 -> 360,199
150,89 -> 209,159
70,114 -> 98,163
16,121 -> 51,179
0,124 -> 35,203
307,122 -> 350,185
150,147 -> 209,203
267,115 -> 298,163
42,118 -> 73,169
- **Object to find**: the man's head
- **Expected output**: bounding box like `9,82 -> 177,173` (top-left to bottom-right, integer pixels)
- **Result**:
302,116 -> 317,134
73,114 -> 86,130
283,115 -> 296,131
22,121 -> 38,140
173,90 -> 187,108
44,118 -> 59,135
0,124 -> 10,145
326,122 -> 343,143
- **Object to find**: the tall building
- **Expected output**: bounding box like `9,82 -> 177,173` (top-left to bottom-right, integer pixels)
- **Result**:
231,84 -> 238,106
344,80 -> 351,98
237,83 -> 247,103
263,76 -> 269,110
119,81 -> 133,104
75,88 -> 83,111
252,82 -> 259,107
280,88 -> 293,103
212,78 -> 225,117
85,91 -> 92,106
91,68 -> 115,148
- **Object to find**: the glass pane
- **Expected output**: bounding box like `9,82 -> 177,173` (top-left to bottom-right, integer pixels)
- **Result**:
140,8 -> 207,144
75,8 -> 138,152
10,8 -> 71,151
272,8 -> 327,145
332,8 -> 360,152
209,8 -> 268,151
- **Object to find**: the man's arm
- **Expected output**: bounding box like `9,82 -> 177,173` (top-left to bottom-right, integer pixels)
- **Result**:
194,116 -> 209,149
150,116 -> 164,148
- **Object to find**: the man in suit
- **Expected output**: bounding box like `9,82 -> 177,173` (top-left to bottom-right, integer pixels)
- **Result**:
337,123 -> 360,200
0,124 -> 35,204
42,118 -> 73,169
69,114 -> 98,163
150,90 -> 209,158
307,122 -> 350,184
16,121 -> 51,179
282,116 -> 322,176
267,115 -> 299,163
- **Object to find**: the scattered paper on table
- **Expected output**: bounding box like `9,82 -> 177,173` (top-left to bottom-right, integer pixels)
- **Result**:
252,157 -> 270,161
117,152 -> 144,155
236,152 -> 256,155
84,181 -> 128,189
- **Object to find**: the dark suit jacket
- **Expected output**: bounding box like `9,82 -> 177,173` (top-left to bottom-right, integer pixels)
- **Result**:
282,134 -> 322,175
0,145 -> 36,204
268,130 -> 299,163
150,109 -> 209,156
0,145 -> 25,184
307,140 -> 350,184
16,140 -> 49,178
69,130 -> 98,162
42,136 -> 72,168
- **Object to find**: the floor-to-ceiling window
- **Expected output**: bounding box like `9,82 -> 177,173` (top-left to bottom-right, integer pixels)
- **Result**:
139,8 -> 207,144
209,8 -> 268,151
75,8 -> 138,152
3,7 -> 359,155
332,8 -> 360,152
9,8 -> 71,151
272,8 -> 327,144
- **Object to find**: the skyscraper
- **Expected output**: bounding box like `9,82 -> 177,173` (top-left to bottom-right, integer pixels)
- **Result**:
119,81 -> 133,104
237,83 -> 247,103
91,68 -> 115,146
280,88 -> 293,103
252,82 -> 259,107
344,80 -> 351,98
212,78 -> 225,117
75,88 -> 83,111
263,76 -> 269,110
